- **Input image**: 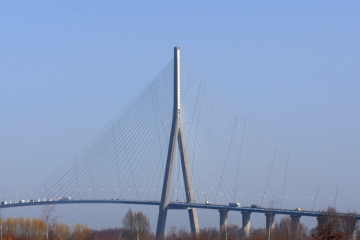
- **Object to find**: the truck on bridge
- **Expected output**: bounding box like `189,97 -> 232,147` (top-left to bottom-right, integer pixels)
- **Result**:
59,197 -> 71,201
229,202 -> 241,207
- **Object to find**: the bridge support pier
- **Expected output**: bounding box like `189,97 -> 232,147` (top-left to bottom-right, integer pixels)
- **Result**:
290,214 -> 301,230
316,216 -> 326,228
290,215 -> 301,239
187,208 -> 199,236
219,209 -> 229,239
265,213 -> 275,237
241,211 -> 251,239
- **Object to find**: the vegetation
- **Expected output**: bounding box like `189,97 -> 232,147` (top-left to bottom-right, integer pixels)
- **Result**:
121,208 -> 152,240
311,207 -> 357,240
0,216 -> 89,240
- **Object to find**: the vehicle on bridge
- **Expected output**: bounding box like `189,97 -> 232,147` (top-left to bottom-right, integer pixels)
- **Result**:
251,204 -> 258,208
205,201 -> 211,205
59,197 -> 71,201
295,208 -> 301,211
18,200 -> 26,203
229,203 -> 241,207
1,201 -> 7,205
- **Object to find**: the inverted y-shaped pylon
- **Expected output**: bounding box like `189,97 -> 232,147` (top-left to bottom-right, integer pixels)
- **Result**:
156,47 -> 199,238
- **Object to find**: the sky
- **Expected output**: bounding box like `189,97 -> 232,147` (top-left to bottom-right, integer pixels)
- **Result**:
1,0 -> 360,233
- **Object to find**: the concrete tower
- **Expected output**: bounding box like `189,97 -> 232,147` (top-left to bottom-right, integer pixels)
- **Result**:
155,47 -> 199,239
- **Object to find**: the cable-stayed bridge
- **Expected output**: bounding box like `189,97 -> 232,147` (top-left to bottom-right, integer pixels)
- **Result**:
1,47 -> 359,238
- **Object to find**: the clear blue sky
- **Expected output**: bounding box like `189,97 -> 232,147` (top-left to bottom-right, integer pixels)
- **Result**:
1,0 -> 359,232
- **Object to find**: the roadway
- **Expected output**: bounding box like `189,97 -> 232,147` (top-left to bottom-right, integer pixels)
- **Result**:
1,199 -> 359,219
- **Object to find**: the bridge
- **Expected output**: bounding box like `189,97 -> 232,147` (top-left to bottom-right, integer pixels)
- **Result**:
1,47 -> 359,239
4,199 -> 357,219
2,198 -> 359,238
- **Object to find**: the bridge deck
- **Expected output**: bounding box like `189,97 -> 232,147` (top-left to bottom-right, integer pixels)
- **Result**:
1,200 -> 358,219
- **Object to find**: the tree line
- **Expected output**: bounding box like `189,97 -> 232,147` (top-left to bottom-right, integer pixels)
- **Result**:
0,206 -> 358,239
0,217 -> 91,240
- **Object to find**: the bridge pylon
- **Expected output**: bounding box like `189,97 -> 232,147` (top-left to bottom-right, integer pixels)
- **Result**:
155,47 -> 200,239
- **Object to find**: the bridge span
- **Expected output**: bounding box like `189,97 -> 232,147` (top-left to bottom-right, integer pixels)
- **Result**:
1,199 -> 359,238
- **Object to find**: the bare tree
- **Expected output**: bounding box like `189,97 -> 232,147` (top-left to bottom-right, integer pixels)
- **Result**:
164,227 -> 219,240
272,217 -> 309,240
166,226 -> 177,240
251,227 -> 267,240
312,206 -> 346,240
273,217 -> 293,240
338,212 -> 358,240
198,227 -> 219,240
311,222 -> 345,240
122,208 -> 151,240
40,204 -> 59,240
